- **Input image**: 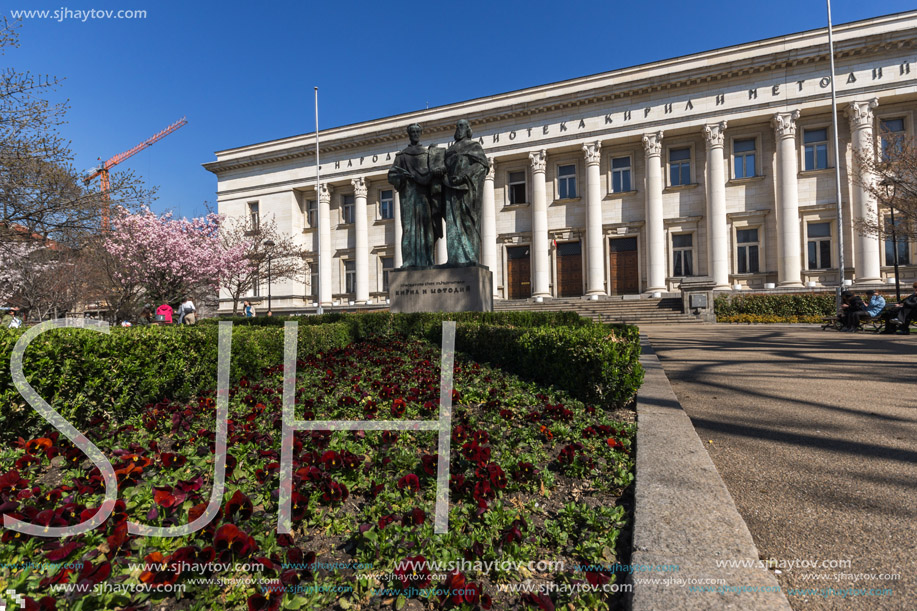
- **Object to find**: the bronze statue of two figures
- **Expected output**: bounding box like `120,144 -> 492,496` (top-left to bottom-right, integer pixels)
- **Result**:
387,120 -> 488,268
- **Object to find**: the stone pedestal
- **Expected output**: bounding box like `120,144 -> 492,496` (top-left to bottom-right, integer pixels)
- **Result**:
678,277 -> 717,322
390,264 -> 493,313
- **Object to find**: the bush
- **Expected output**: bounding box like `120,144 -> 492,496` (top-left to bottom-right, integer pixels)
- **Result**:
443,322 -> 643,408
717,314 -> 824,324
0,310 -> 643,440
0,322 -> 351,442
714,293 -> 836,319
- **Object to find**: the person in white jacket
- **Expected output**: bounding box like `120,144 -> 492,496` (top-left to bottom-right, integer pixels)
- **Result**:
178,298 -> 197,325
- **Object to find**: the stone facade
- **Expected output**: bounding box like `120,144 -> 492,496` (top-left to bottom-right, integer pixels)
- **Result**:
206,12 -> 917,311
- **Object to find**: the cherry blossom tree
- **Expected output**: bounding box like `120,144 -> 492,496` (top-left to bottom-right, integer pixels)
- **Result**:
219,215 -> 304,314
102,207 -> 248,310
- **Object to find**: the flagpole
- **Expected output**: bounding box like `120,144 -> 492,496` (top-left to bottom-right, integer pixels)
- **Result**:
315,87 -> 323,316
826,0 -> 846,310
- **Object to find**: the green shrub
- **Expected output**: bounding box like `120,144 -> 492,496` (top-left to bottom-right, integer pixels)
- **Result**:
442,322 -> 643,408
0,310 -> 643,441
714,293 -> 836,319
0,322 -> 351,442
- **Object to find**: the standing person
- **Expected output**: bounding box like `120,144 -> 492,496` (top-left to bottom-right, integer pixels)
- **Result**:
243,300 -> 256,318
155,303 -> 173,324
178,297 -> 196,325
880,281 -> 917,335
838,291 -> 867,332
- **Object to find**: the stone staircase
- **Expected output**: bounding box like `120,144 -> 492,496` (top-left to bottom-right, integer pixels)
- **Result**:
493,296 -> 703,325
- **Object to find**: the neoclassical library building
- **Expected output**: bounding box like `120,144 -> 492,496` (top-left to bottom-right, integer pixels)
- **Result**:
206,11 -> 917,311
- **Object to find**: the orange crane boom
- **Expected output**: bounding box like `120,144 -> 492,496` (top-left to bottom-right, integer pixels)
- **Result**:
84,116 -> 188,227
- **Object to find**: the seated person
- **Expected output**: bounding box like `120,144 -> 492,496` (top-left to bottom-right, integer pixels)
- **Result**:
880,281 -> 917,335
839,291 -> 867,332
863,289 -> 886,318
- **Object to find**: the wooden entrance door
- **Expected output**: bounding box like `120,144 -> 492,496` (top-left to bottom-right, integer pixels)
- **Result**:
506,246 -> 531,299
609,237 -> 639,295
556,241 -> 583,297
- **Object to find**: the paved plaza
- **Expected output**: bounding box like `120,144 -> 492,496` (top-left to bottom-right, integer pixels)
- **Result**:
642,325 -> 916,610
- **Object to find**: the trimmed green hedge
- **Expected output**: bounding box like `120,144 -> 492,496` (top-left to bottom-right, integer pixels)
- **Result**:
0,323 -> 351,443
0,311 -> 643,441
201,310 -> 589,334
714,293 -> 836,319
438,323 -> 643,408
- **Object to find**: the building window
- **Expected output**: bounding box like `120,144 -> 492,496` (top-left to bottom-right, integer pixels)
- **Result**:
736,228 -> 760,274
344,260 -> 356,294
884,216 -> 910,266
380,189 -> 394,220
342,195 -> 355,225
508,170 -> 526,205
807,222 -> 832,269
252,270 -> 260,297
248,202 -> 260,230
733,139 -> 756,178
305,200 -> 317,228
672,234 -> 693,277
880,118 -> 906,160
308,267 -> 318,298
611,156 -> 632,193
381,256 -> 393,291
669,148 -> 691,186
803,128 -> 829,171
557,164 -> 577,199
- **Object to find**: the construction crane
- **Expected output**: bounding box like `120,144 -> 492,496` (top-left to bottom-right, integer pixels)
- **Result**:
83,116 -> 188,228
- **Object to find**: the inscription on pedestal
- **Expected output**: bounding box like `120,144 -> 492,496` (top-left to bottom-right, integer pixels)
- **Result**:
389,266 -> 493,313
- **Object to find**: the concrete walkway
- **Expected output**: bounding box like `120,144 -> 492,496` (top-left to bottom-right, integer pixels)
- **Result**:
641,325 -> 917,610
630,339 -> 792,611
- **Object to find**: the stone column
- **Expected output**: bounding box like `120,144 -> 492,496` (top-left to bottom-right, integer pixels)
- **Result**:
529,149 -> 550,298
703,122 -> 731,289
847,98 -> 882,284
643,131 -> 666,293
393,190 -> 403,268
583,141 -> 605,295
318,184 -> 333,306
772,111 -> 804,287
481,157 -> 498,295
352,177 -> 369,303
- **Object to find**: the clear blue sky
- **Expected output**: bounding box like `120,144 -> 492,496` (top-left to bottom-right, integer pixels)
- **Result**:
7,0 -> 915,220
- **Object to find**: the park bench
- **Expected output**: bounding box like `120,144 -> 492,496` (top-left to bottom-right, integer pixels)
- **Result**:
821,313 -> 886,333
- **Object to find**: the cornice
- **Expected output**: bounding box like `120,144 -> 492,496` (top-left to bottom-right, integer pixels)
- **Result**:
204,13 -> 917,176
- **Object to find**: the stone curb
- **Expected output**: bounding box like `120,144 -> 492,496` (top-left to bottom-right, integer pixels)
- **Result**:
627,336 -> 793,611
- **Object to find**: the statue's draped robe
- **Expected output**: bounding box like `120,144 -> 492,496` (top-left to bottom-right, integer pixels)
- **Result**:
442,139 -> 488,264
388,145 -> 442,267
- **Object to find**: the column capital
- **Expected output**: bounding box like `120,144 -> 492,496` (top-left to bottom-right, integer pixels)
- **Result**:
582,141 -> 602,167
703,121 -> 728,148
642,131 -> 664,156
772,110 -> 800,139
351,176 -> 367,198
319,183 -> 333,204
529,149 -> 547,173
485,156 -> 495,180
846,98 -> 879,131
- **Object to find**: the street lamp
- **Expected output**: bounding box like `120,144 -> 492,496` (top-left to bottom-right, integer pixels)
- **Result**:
263,239 -> 275,314
881,179 -> 902,302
